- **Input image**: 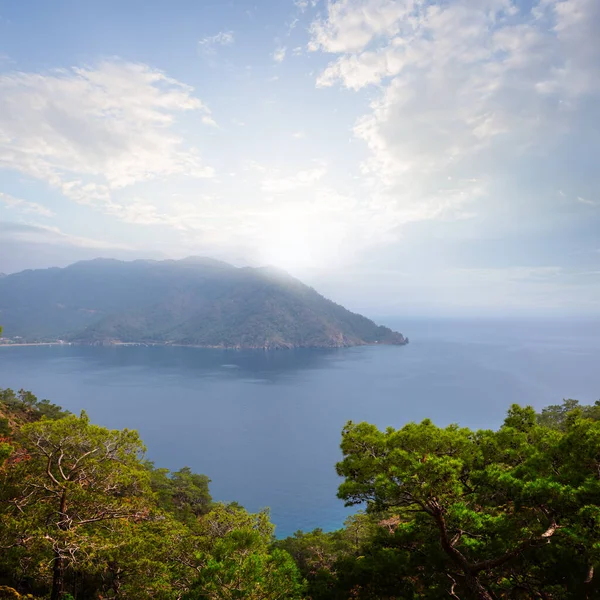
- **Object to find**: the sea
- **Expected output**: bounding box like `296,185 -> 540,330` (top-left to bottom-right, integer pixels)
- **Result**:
0,317 -> 598,537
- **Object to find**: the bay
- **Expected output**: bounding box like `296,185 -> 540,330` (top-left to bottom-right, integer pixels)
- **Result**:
0,317 -> 599,537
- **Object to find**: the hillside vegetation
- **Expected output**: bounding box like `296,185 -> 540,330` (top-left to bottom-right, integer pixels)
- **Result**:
0,258 -> 407,349
1,389 -> 599,599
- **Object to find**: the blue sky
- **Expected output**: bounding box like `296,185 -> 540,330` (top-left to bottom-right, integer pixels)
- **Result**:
0,0 -> 599,316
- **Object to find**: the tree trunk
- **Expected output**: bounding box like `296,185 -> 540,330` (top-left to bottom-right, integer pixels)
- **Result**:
463,572 -> 494,600
50,551 -> 64,600
51,488 -> 68,600
110,562 -> 123,599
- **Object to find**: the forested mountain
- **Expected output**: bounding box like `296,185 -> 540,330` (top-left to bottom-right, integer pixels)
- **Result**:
1,390 -> 599,599
0,258 -> 407,349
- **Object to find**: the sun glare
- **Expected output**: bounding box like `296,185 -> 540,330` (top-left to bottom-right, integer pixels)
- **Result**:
258,217 -> 345,275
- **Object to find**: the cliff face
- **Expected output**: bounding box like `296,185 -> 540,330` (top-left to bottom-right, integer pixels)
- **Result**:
0,258 -> 408,349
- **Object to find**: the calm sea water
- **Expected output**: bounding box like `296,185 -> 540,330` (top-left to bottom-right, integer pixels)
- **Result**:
0,317 -> 598,537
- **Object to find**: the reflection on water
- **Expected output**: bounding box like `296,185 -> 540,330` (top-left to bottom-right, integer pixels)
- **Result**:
1,344 -> 355,383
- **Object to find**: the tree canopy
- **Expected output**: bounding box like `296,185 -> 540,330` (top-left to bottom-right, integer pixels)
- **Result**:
1,392 -> 599,599
280,399 -> 600,599
0,390 -> 303,599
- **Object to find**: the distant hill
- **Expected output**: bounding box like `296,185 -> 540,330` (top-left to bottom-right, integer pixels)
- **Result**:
0,258 -> 407,349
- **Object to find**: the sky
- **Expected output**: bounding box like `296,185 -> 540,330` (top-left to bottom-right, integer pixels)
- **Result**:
0,0 -> 599,317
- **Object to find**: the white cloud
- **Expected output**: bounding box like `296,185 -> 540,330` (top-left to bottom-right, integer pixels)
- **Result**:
0,192 -> 54,217
292,131 -> 306,139
0,61 -> 214,213
165,184 -> 383,273
261,165 -> 327,193
308,0 -> 600,224
103,198 -> 169,226
0,221 -> 130,250
202,115 -> 218,127
288,18 -> 300,33
198,31 -> 235,55
294,0 -> 319,13
243,160 -> 268,173
273,47 -> 287,63
60,181 -> 111,206
309,0 -> 417,53
577,196 -> 598,206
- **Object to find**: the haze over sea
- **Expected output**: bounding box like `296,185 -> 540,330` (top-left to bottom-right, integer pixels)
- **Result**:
0,317 -> 598,537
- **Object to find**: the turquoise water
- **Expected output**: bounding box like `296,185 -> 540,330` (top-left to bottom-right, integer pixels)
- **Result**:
0,318 -> 598,537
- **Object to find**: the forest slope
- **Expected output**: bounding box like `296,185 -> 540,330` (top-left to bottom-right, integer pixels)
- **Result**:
0,258 -> 407,349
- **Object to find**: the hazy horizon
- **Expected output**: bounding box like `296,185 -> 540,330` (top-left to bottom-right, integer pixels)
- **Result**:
1,0 -> 599,317
2,253 -> 600,320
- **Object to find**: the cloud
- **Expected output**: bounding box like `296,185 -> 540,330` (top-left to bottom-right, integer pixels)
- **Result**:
273,47 -> 287,63
577,196 -> 598,206
0,192 -> 54,217
202,115 -> 218,127
309,0 -> 413,53
308,0 -> 600,224
0,61 -> 214,209
243,160 -> 268,173
287,18 -> 300,34
292,131 -> 306,139
167,184 -> 380,273
198,31 -> 235,55
261,165 -> 327,193
294,0 -> 319,13
0,221 -> 150,273
0,221 -> 128,249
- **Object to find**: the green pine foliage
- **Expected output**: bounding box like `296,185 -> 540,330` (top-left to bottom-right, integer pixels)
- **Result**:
280,398 -> 600,600
1,392 -> 599,599
0,389 -> 304,600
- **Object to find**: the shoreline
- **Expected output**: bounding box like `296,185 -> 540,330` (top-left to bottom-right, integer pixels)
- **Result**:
0,343 -> 68,347
0,340 -> 408,350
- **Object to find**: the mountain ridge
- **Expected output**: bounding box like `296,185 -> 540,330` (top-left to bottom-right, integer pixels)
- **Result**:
0,257 -> 408,349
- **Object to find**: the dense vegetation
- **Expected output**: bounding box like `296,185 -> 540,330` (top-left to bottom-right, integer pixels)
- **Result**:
1,389 -> 599,599
0,258 -> 406,348
279,398 -> 600,600
0,388 -> 303,600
